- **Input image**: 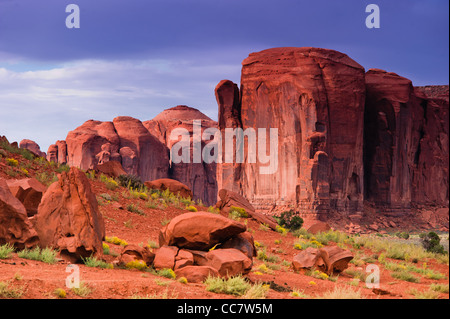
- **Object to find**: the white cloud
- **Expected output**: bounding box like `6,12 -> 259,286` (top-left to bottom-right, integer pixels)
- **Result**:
0,57 -> 241,153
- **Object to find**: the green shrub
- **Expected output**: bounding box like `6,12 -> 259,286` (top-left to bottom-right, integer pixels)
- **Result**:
275,210 -> 303,231
157,268 -> 176,279
6,158 -> 18,167
55,164 -> 70,173
0,140 -> 34,160
230,206 -> 248,218
99,193 -> 112,202
395,231 -> 410,240
391,270 -> 420,283
54,288 -> 67,298
186,205 -> 198,212
207,206 -> 220,214
408,288 -> 440,299
100,174 -> 119,190
204,275 -> 251,296
0,281 -> 24,298
35,171 -> 58,186
0,243 -> 14,259
320,286 -> 363,299
127,203 -> 145,216
82,256 -> 113,269
430,283 -> 449,293
17,247 -> 57,264
420,232 -> 446,255
105,236 -> 128,246
118,174 -> 144,189
71,281 -> 92,297
125,260 -> 148,271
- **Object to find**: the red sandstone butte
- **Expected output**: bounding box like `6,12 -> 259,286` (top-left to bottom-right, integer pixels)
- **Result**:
216,47 -> 366,219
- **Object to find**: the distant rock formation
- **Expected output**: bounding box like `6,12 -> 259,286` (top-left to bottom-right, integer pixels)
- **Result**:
19,139 -> 46,158
363,70 -> 449,213
144,105 -> 218,205
47,105 -> 217,205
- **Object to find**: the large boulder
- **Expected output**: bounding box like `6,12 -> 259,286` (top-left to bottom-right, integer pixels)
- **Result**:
5,178 -> 47,217
306,221 -> 331,235
153,245 -> 179,270
34,167 -> 105,263
144,178 -> 193,199
0,179 -> 39,249
321,246 -> 354,274
175,265 -> 219,283
118,244 -> 155,267
216,189 -> 278,230
292,247 -> 328,273
292,246 -> 353,275
204,248 -> 253,277
221,232 -> 257,259
159,212 -> 247,251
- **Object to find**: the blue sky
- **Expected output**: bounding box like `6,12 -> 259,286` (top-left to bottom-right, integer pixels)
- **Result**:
0,0 -> 448,152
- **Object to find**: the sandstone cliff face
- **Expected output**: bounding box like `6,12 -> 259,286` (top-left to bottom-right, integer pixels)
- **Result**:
411,87 -> 449,206
363,69 -> 417,211
112,116 -> 169,182
364,71 -> 449,211
217,47 -> 366,218
65,120 -> 120,170
215,48 -> 448,219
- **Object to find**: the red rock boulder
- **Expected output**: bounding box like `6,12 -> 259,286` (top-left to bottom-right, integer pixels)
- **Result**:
5,178 -> 47,217
174,265 -> 219,283
34,167 -> 105,263
118,244 -> 155,266
292,246 -> 353,275
159,212 -> 247,251
0,179 -> 39,249
153,245 -> 179,270
204,248 -> 253,277
306,221 -> 331,235
144,178 -> 193,199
